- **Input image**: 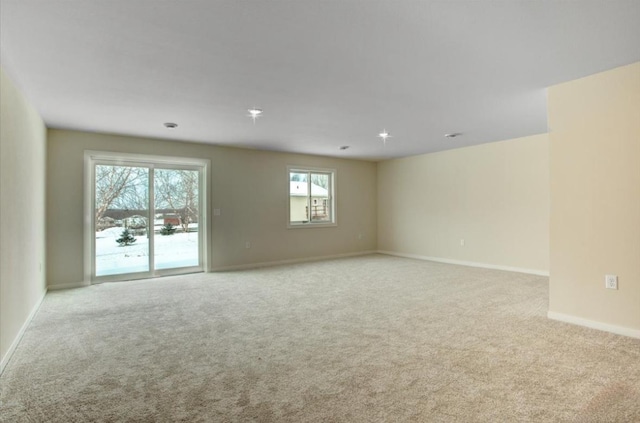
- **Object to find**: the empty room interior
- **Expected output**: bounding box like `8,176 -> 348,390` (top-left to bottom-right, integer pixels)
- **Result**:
1,1 -> 639,421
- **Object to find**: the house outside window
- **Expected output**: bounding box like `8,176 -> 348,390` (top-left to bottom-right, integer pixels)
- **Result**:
288,166 -> 336,227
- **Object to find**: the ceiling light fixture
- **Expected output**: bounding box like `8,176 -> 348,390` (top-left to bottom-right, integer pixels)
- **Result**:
378,129 -> 391,144
445,132 -> 462,138
164,122 -> 178,128
248,107 -> 263,123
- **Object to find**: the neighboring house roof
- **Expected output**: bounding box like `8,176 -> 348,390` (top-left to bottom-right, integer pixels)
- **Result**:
290,181 -> 328,197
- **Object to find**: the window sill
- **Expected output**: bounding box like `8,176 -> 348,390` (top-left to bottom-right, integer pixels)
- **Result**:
288,222 -> 337,229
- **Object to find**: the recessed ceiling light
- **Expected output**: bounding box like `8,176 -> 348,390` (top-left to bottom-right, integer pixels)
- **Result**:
378,129 -> 391,144
340,146 -> 349,150
164,122 -> 178,128
248,107 -> 263,123
445,132 -> 462,138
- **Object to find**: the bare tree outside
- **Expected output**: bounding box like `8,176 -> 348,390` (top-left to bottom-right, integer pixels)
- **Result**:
311,173 -> 329,189
155,169 -> 199,233
95,166 -> 148,229
95,166 -> 197,232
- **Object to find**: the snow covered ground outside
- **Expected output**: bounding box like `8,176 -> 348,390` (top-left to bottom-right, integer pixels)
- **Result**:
96,227 -> 199,276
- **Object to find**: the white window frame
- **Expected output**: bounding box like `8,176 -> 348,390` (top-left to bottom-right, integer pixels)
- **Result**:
84,151 -> 210,283
287,165 -> 337,228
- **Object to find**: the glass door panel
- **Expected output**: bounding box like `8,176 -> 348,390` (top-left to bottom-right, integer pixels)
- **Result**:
153,168 -> 200,270
95,165 -> 150,277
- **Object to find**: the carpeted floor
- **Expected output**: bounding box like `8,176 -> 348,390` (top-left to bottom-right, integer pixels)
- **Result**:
1,254 -> 639,422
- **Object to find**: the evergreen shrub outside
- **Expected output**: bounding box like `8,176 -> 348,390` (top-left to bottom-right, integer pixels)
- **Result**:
116,229 -> 137,246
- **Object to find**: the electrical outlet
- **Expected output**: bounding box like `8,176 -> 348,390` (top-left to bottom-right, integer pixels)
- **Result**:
213,208 -> 221,216
460,239 -> 465,246
245,241 -> 251,249
605,274 -> 618,290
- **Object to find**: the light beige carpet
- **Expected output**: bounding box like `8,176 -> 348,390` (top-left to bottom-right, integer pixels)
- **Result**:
1,254 -> 638,422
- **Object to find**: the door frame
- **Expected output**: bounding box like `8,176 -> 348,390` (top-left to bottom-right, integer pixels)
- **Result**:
84,150 -> 210,284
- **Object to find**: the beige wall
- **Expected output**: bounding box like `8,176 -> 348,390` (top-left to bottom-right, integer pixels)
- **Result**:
377,134 -> 550,274
548,62 -> 640,332
0,69 -> 47,369
46,129 -> 377,286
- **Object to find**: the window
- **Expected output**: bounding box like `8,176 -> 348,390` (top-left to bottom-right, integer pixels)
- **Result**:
288,166 -> 336,227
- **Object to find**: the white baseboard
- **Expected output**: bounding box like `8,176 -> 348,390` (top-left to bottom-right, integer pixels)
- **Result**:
47,281 -> 90,290
377,250 -> 549,276
211,250 -> 377,272
0,288 -> 47,375
547,311 -> 640,339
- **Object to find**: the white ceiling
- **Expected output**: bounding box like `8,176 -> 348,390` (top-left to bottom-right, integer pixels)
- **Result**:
1,1 -> 639,161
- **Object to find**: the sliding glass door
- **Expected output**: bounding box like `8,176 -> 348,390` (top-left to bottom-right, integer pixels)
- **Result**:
87,153 -> 208,282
